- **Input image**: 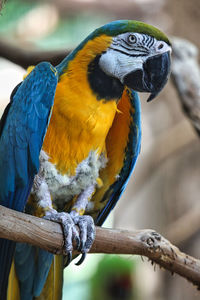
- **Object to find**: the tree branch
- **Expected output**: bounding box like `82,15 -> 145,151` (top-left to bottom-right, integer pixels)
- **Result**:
0,205 -> 200,289
0,39 -> 70,68
171,37 -> 200,136
166,203 -> 200,245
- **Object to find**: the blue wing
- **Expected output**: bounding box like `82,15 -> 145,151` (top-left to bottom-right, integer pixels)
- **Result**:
93,88 -> 141,226
14,244 -> 54,299
0,62 -> 58,299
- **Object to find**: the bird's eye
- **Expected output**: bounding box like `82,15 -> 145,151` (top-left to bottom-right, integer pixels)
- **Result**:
128,34 -> 136,44
158,43 -> 164,50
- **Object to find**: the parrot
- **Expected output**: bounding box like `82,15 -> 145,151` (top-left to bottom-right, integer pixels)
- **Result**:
0,20 -> 171,300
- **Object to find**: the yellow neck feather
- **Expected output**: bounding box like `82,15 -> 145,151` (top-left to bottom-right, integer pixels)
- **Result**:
43,35 -> 120,175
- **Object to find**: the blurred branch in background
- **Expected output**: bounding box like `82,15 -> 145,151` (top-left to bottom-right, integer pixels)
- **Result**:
164,38 -> 200,246
44,0 -> 165,20
166,204 -> 200,245
0,0 -> 5,11
0,39 -> 69,68
1,204 -> 200,290
171,37 -> 200,136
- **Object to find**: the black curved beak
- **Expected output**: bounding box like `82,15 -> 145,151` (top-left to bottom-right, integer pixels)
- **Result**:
123,51 -> 171,102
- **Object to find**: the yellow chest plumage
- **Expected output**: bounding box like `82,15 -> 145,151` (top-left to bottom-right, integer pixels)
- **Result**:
42,35 -> 118,175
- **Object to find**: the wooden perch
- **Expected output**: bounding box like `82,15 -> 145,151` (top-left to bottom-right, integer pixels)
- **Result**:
0,205 -> 200,289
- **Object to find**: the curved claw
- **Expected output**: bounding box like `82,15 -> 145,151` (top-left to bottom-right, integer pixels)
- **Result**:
43,210 -> 80,258
78,240 -> 84,253
72,215 -> 95,252
44,210 -> 95,266
75,236 -> 81,251
65,251 -> 73,267
75,253 -> 86,266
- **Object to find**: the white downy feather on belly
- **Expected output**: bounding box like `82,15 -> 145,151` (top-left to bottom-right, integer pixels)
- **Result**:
37,150 -> 107,209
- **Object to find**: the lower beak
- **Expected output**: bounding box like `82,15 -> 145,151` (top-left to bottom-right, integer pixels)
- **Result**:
123,51 -> 171,102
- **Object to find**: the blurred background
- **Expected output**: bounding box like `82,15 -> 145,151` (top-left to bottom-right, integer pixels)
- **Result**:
0,0 -> 200,299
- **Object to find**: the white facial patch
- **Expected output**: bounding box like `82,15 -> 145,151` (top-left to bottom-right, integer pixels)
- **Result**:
99,32 -> 171,83
99,48 -> 144,83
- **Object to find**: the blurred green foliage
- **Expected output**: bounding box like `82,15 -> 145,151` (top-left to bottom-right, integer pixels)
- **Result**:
90,255 -> 137,300
0,0 -> 110,49
0,0 -> 36,33
36,14 -> 110,50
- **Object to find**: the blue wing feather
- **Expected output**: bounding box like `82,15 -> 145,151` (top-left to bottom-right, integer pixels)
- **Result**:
96,90 -> 141,226
14,244 -> 37,300
33,249 -> 53,297
14,244 -> 53,299
0,62 -> 58,299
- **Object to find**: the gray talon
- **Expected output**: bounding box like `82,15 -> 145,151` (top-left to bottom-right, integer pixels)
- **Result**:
44,210 -> 95,265
75,236 -> 81,250
75,253 -> 86,266
65,252 -> 73,266
72,215 -> 95,254
43,211 -> 77,256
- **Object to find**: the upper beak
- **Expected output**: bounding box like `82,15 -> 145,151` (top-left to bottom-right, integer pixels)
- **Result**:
123,51 -> 171,102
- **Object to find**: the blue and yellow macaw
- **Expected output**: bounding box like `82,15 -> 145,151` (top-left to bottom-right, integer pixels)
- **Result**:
0,20 -> 171,299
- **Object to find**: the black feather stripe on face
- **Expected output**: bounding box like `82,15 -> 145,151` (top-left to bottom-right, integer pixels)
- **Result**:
108,47 -> 147,57
88,55 -> 124,101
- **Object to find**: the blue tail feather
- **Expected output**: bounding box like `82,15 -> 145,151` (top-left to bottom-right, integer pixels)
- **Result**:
0,62 -> 58,298
14,244 -> 53,299
33,249 -> 53,297
0,239 -> 16,300
0,181 -> 33,299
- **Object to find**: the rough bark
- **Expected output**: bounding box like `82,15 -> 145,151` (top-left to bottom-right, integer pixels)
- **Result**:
0,205 -> 200,289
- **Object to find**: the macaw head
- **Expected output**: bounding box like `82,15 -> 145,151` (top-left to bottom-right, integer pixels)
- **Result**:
58,20 -> 171,102
95,20 -> 171,101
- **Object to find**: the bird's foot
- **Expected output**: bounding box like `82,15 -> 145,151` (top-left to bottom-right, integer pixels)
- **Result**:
71,214 -> 96,265
44,209 -> 80,264
44,209 -> 95,266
